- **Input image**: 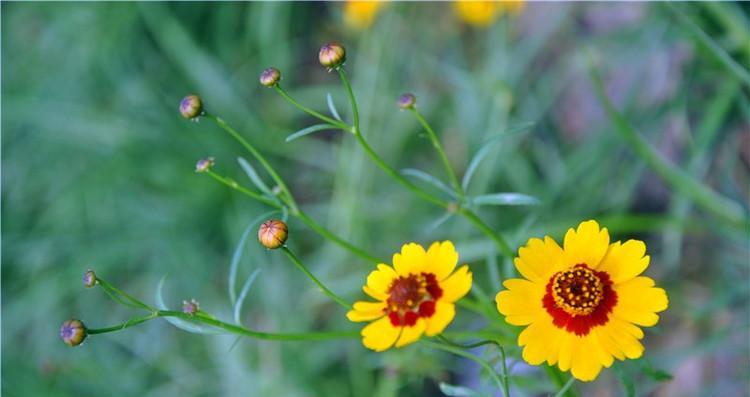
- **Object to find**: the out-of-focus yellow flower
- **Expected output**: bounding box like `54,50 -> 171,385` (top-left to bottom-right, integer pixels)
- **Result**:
347,241 -> 472,351
496,220 -> 669,381
454,0 -> 525,27
344,1 -> 386,30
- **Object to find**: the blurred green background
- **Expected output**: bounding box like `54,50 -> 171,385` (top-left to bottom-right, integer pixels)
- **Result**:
3,2 -> 749,396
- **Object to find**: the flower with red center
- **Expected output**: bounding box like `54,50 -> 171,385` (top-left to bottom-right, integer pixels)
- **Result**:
347,241 -> 472,351
495,220 -> 669,381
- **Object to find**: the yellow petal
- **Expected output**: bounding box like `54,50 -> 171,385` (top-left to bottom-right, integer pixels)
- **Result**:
395,318 -> 426,348
393,243 -> 426,276
366,264 -> 397,295
426,241 -> 458,280
556,333 -> 576,372
361,316 -> 401,352
425,301 -> 456,336
613,276 -> 668,326
515,236 -> 565,283
346,301 -> 386,322
495,278 -> 544,326
568,335 -> 605,382
592,327 -> 625,361
601,318 -> 644,359
440,265 -> 472,303
563,220 -> 610,268
596,240 -> 649,283
518,316 -> 562,365
363,285 -> 387,301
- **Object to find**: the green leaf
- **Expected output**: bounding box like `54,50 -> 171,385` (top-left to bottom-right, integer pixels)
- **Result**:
233,268 -> 261,325
472,193 -> 540,207
438,382 -> 483,397
401,168 -> 456,198
155,276 -> 225,335
228,211 -> 276,305
237,157 -> 275,198
425,212 -> 454,232
285,124 -> 338,142
461,122 -> 535,191
327,92 -> 342,121
615,367 -> 636,397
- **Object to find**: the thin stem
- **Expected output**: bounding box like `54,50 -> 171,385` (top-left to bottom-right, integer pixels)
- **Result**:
281,246 -> 352,309
274,85 -> 351,131
97,278 -> 154,312
424,340 -> 508,397
296,210 -> 382,264
436,334 -> 511,397
552,377 -> 576,397
458,208 -> 515,258
87,310 -> 360,341
204,113 -> 299,214
207,171 -> 282,208
410,109 -> 465,202
337,68 -> 359,130
498,345 -> 511,397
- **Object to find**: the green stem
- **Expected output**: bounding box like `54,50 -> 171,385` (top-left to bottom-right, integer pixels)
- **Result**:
281,246 -> 352,309
207,170 -> 282,208
337,68 -> 360,130
411,109 -> 466,202
97,279 -> 154,312
458,208 -> 515,258
553,377 -> 576,397
296,210 -> 382,264
436,335 -> 511,397
87,310 -> 360,341
274,85 -> 351,131
424,340 -> 508,397
204,113 -> 300,214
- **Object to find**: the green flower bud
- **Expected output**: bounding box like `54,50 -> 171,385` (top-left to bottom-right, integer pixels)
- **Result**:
259,67 -> 281,87
195,157 -> 215,173
398,93 -> 416,110
83,270 -> 97,288
258,219 -> 288,249
318,42 -> 346,70
60,319 -> 87,347
179,95 -> 203,120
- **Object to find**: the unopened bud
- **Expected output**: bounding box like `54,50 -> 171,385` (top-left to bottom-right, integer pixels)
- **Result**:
319,42 -> 346,70
83,270 -> 97,288
179,95 -> 203,119
60,319 -> 87,347
182,299 -> 199,316
195,157 -> 215,173
259,67 -> 281,87
398,93 -> 416,110
258,219 -> 288,249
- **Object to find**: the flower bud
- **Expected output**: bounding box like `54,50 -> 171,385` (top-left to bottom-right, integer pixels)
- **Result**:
195,157 -> 215,173
258,219 -> 288,249
60,319 -> 87,347
398,93 -> 416,110
182,299 -> 199,316
319,42 -> 346,70
259,67 -> 281,87
83,270 -> 97,288
179,95 -> 203,119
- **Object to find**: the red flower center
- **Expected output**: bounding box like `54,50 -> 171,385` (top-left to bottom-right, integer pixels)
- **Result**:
543,264 -> 617,336
386,273 -> 443,327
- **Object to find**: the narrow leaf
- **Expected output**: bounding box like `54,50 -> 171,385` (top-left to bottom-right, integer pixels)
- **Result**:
425,212 -> 454,233
228,211 -> 276,305
472,193 -> 540,207
438,382 -> 483,397
155,276 -> 224,334
327,93 -> 343,121
237,157 -> 274,198
461,122 -> 535,191
233,269 -> 261,325
401,168 -> 456,198
285,124 -> 338,142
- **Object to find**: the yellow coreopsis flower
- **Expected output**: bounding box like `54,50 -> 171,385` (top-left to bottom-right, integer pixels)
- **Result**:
496,220 -> 669,381
453,0 -> 525,27
344,1 -> 386,30
348,241 -> 473,351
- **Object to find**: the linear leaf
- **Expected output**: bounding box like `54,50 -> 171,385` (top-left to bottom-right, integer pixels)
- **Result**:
233,269 -> 261,325
228,211 -> 276,305
237,157 -> 275,198
425,212 -> 454,233
155,276 -> 224,334
401,168 -> 456,198
438,382 -> 483,397
472,193 -> 540,207
327,93 -> 343,121
461,122 -> 535,191
285,124 -> 338,142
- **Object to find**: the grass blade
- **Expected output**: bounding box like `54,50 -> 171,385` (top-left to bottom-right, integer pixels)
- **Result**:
327,92 -> 343,121
461,122 -> 535,191
401,168 -> 456,198
228,211 -> 276,305
285,124 -> 338,142
438,382 -> 484,397
233,269 -> 261,325
472,192 -> 540,207
237,157 -> 275,198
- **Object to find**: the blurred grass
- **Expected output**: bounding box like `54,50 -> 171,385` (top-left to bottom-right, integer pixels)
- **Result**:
3,2 -> 749,397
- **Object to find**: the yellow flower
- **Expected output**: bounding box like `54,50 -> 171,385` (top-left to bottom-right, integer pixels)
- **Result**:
344,1 -> 386,30
495,220 -> 668,381
453,0 -> 525,27
348,241 -> 473,351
